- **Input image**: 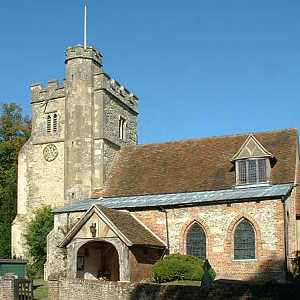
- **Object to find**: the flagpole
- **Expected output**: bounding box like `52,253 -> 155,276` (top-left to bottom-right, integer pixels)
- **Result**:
84,4 -> 87,49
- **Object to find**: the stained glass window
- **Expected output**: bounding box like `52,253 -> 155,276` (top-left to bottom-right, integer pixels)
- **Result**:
234,219 -> 255,260
186,223 -> 206,259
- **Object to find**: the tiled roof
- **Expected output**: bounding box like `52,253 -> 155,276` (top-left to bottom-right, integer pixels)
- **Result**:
54,183 -> 294,213
60,204 -> 165,248
102,129 -> 298,198
95,205 -> 165,247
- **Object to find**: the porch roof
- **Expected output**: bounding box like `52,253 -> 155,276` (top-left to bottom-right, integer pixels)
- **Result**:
59,204 -> 166,248
54,183 -> 294,213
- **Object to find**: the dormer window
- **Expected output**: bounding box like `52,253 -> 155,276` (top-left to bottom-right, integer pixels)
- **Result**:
232,135 -> 274,186
236,158 -> 269,185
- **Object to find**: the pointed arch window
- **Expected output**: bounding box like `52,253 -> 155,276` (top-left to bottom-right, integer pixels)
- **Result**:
186,223 -> 206,259
234,219 -> 256,260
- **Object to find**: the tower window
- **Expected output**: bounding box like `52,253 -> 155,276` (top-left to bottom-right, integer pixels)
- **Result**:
46,112 -> 59,135
236,159 -> 268,185
118,117 -> 126,140
186,223 -> 206,259
53,113 -> 58,133
47,115 -> 52,133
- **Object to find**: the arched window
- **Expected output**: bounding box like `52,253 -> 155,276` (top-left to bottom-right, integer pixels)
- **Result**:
47,115 -> 52,133
186,223 -> 206,259
234,219 -> 256,260
53,113 -> 58,133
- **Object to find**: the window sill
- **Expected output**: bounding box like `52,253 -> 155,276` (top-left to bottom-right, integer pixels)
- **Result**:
234,182 -> 271,189
232,259 -> 257,262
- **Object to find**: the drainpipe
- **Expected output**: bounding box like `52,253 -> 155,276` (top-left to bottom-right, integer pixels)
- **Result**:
282,195 -> 289,279
159,207 -> 170,254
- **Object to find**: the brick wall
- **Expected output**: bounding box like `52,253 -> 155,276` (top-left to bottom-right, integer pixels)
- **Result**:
0,275 -> 16,300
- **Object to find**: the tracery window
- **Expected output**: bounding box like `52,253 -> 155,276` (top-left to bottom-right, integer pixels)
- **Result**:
186,223 -> 206,259
234,219 -> 256,260
237,159 -> 268,185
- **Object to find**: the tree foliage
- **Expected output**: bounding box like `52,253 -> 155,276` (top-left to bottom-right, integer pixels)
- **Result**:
24,206 -> 54,274
0,103 -> 30,258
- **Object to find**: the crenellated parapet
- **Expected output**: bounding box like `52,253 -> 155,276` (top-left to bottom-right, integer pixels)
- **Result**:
65,45 -> 102,66
31,80 -> 65,104
94,73 -> 138,114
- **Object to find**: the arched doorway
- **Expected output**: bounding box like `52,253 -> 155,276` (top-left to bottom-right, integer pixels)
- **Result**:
76,241 -> 120,281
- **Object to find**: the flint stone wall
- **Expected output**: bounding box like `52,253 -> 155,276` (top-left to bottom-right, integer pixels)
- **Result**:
48,278 -> 300,300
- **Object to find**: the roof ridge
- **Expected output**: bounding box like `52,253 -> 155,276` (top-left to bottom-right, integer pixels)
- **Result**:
122,128 -> 298,150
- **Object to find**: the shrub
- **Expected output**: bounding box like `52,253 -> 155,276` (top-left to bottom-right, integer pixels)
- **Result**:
292,251 -> 300,280
24,206 -> 54,276
152,254 -> 215,283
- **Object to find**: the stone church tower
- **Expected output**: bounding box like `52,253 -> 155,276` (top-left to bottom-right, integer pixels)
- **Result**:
11,45 -> 139,258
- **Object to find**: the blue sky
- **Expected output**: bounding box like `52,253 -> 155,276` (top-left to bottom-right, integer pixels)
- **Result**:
1,1 -> 300,144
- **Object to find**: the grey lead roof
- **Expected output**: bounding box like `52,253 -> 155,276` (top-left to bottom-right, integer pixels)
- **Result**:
54,183 -> 294,213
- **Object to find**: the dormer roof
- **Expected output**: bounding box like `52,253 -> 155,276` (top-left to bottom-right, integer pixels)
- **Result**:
231,134 -> 274,161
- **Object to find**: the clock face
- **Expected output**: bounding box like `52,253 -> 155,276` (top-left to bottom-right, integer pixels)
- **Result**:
43,144 -> 58,162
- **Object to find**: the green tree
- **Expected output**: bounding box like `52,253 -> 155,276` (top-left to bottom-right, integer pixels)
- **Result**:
24,206 -> 54,275
0,103 -> 30,258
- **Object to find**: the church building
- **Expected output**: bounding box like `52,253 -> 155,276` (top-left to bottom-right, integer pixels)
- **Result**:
11,43 -> 300,282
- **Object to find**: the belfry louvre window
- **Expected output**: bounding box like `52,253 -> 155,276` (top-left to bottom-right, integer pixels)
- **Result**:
53,113 -> 58,133
47,115 -> 52,133
237,159 -> 268,185
234,219 -> 256,260
186,223 -> 206,259
46,112 -> 59,134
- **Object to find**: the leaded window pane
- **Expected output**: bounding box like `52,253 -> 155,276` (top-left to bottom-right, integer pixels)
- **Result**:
186,223 -> 206,259
234,219 -> 255,260
248,160 -> 257,184
258,159 -> 267,182
238,160 -> 247,184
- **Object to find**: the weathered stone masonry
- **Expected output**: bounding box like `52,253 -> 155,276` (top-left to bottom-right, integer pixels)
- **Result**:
12,45 -> 139,258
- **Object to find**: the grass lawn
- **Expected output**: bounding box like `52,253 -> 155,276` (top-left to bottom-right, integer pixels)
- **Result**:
33,278 -> 48,300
